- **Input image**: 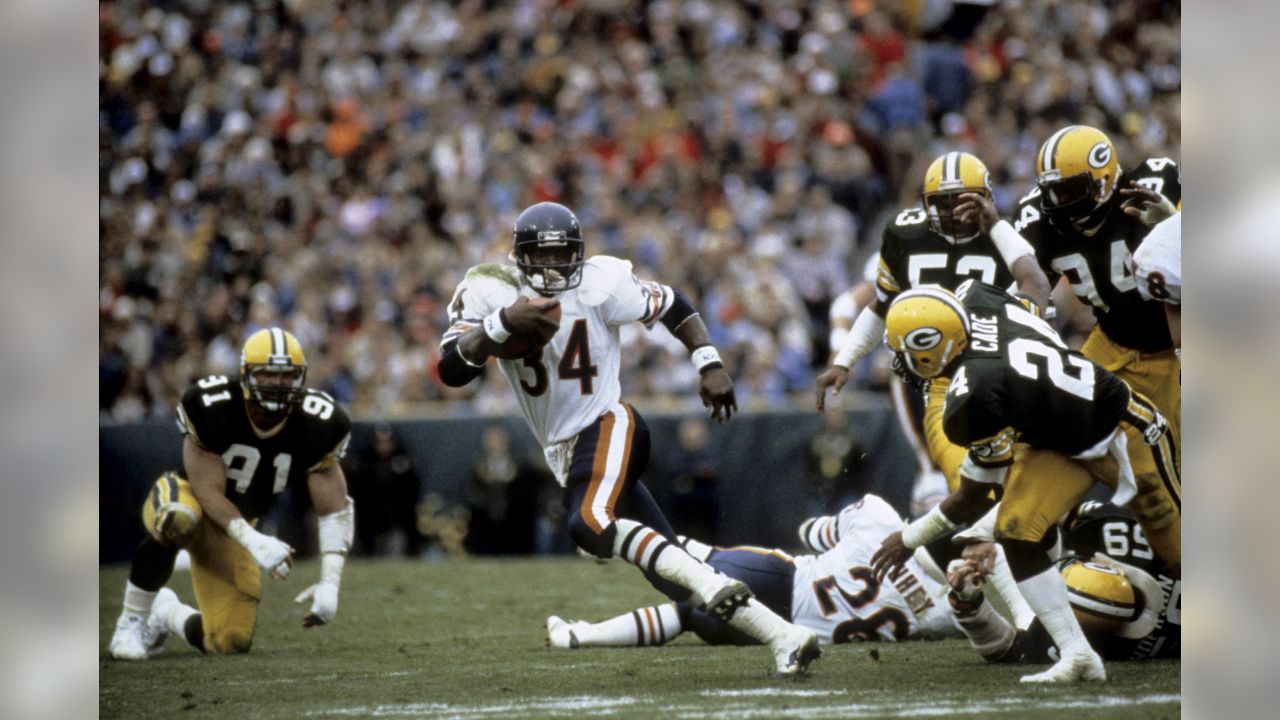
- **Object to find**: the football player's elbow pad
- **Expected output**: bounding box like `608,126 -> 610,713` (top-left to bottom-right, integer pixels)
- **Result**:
659,288 -> 698,333
318,498 -> 354,556
438,344 -> 485,387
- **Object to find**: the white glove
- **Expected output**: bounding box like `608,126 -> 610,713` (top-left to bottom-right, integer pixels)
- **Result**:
227,518 -> 294,579
1137,196 -> 1177,226
295,581 -> 339,628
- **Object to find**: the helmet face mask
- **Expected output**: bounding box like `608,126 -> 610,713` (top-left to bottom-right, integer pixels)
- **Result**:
1036,126 -> 1120,228
921,152 -> 992,244
1038,172 -> 1099,223
513,202 -> 585,293
240,328 -> 307,416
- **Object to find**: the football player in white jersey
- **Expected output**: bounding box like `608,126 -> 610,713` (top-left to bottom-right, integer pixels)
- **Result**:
1131,211 -> 1182,357
546,495 -> 962,650
438,202 -> 820,676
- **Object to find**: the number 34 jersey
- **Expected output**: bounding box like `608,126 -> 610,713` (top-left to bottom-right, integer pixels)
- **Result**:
441,256 -> 675,451
790,495 -> 957,643
176,376 -> 351,521
942,281 -> 1133,470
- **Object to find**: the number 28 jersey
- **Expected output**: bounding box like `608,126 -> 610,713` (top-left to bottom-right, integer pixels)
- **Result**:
790,495 -> 957,643
176,376 -> 351,520
875,207 -> 1017,305
441,256 -> 675,450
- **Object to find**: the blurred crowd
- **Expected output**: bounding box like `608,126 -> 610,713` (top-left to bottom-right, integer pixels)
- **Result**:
99,0 -> 1181,422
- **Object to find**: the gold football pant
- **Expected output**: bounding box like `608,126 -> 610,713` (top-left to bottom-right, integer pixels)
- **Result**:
922,377 -> 969,492
141,476 -> 262,654
1082,327 -> 1181,468
995,424 -> 1181,577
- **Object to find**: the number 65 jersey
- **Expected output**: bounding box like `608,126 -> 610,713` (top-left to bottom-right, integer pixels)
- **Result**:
175,376 -> 351,521
791,495 -> 957,643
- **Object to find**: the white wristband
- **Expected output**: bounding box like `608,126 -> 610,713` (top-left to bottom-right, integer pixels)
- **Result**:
901,504 -> 958,549
989,220 -> 1036,268
691,345 -> 723,373
483,310 -> 511,343
833,309 -> 885,369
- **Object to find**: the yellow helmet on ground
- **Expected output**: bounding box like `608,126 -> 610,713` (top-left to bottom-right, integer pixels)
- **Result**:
922,151 -> 992,244
885,288 -> 970,379
1060,557 -> 1137,635
240,327 -> 307,414
1036,125 -> 1121,224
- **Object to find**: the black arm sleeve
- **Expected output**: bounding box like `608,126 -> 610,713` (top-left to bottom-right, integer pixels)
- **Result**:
660,288 -> 699,333
438,343 -> 485,387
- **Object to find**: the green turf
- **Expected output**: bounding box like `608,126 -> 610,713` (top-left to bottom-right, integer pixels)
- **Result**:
100,558 -> 1180,719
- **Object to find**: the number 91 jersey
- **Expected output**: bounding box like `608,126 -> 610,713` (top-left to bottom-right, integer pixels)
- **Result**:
791,495 -> 956,643
175,375 -> 352,520
875,207 -> 1016,305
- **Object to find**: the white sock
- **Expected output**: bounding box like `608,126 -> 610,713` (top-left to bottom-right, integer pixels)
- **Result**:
798,515 -> 839,552
988,545 -> 1037,629
162,598 -> 200,637
954,599 -> 1018,661
1016,567 -> 1090,656
726,598 -> 798,646
614,519 -> 719,598
122,582 -> 156,618
677,536 -> 713,563
577,604 -> 682,647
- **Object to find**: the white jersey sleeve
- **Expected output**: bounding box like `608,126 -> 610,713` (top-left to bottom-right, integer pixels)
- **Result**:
791,495 -> 958,643
441,264 -> 523,348
577,256 -> 675,329
1132,212 -> 1181,305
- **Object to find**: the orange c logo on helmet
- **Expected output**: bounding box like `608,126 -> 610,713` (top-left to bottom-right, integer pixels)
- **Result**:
905,327 -> 943,351
1088,143 -> 1112,169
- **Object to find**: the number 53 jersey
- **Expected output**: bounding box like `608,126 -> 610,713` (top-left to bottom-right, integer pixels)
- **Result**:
791,495 -> 957,643
175,376 -> 352,521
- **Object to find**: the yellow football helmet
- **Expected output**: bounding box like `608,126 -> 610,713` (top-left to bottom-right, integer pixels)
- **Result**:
922,151 -> 992,244
240,327 -> 307,413
142,471 -> 203,548
884,288 -> 970,379
1060,557 -> 1136,635
1036,125 -> 1121,224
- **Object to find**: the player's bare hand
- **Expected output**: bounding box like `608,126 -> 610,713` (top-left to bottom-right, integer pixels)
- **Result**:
870,531 -> 912,581
960,541 -> 998,578
699,367 -> 737,422
1119,183 -> 1176,226
955,192 -> 999,233
815,366 -> 850,412
503,297 -> 561,337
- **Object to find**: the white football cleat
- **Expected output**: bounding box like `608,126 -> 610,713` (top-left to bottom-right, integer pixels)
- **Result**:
773,627 -> 822,677
108,614 -> 150,661
1020,648 -> 1106,683
693,576 -> 753,622
545,616 -> 584,649
145,588 -> 180,656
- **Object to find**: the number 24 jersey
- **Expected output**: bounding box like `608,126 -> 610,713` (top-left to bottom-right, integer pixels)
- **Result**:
176,376 -> 351,521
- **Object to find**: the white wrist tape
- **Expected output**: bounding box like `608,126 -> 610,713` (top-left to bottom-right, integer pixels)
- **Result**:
318,499 -> 355,556
989,220 -> 1036,267
227,518 -> 265,547
901,504 -> 958,549
833,309 -> 885,369
691,345 -> 723,373
483,310 -> 512,343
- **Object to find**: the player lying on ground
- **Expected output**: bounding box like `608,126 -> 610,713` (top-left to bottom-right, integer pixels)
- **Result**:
108,328 -> 354,659
439,202 -> 819,676
946,500 -> 1179,663
547,494 -> 1034,650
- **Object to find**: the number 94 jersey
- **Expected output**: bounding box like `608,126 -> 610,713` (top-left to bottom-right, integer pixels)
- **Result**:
791,495 -> 957,643
875,207 -> 1016,305
175,375 -> 352,520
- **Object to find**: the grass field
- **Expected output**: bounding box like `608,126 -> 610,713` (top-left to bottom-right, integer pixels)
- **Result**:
100,557 -> 1180,719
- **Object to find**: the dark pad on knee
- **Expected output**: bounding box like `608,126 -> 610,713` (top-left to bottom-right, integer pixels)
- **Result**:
129,537 -> 179,591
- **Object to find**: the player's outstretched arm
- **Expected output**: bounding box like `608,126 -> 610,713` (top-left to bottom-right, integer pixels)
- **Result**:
184,436 -> 295,579
816,300 -> 888,412
659,290 -> 736,422
296,463 -> 354,628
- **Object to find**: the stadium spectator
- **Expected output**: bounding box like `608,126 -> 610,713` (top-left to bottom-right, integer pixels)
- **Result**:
99,0 -> 1180,419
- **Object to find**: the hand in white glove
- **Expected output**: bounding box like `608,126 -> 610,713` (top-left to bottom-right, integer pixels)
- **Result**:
227,518 -> 294,579
1119,183 -> 1177,226
295,581 -> 339,628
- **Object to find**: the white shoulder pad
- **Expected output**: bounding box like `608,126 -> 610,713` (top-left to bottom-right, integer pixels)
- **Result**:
837,494 -> 903,538
576,255 -> 634,308
461,263 -> 522,314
